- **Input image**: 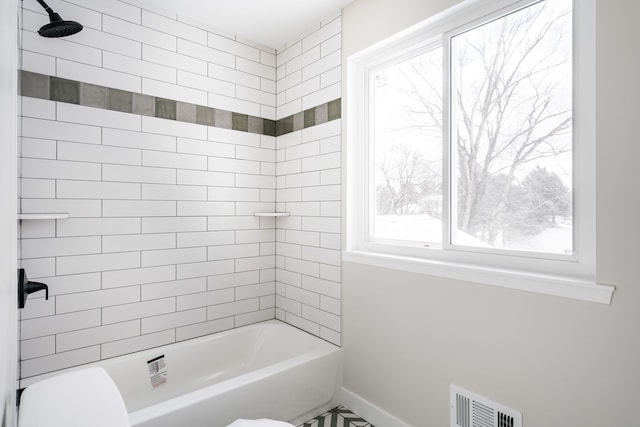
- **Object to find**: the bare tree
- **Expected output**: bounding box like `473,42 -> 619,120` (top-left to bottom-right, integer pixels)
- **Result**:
384,0 -> 572,245
375,143 -> 441,218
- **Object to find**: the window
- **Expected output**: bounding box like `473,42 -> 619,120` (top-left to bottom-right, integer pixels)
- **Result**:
372,46 -> 443,243
346,0 -> 614,303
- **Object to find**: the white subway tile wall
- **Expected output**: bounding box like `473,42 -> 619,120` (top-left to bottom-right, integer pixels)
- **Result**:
19,91 -> 277,374
276,16 -> 341,121
21,1 -> 277,120
274,18 -> 342,345
19,0 -> 342,378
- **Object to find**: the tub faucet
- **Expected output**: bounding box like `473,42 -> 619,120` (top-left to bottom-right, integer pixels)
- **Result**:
18,268 -> 49,309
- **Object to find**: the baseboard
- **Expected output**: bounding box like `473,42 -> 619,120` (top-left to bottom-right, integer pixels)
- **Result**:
340,387 -> 411,427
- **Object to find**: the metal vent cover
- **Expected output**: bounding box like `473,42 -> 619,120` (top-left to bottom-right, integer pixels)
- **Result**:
450,385 -> 522,427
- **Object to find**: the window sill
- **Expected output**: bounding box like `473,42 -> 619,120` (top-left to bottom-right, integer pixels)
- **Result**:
342,250 -> 614,304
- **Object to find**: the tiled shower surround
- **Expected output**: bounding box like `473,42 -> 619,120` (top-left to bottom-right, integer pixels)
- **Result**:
18,0 -> 342,378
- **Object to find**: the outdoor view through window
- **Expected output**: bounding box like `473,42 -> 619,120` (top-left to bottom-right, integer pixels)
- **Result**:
372,0 -> 573,255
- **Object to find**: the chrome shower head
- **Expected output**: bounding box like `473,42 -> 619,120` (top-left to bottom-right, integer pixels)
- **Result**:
35,0 -> 83,38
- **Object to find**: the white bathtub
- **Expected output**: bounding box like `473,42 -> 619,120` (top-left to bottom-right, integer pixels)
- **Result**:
20,320 -> 342,427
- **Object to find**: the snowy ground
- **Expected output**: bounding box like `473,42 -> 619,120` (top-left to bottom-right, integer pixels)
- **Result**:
374,215 -> 572,254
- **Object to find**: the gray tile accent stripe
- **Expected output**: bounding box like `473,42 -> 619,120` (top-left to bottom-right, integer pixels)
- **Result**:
19,70 -> 341,137
50,77 -> 79,105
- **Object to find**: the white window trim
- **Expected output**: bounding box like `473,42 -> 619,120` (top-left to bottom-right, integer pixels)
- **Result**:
345,0 -> 615,304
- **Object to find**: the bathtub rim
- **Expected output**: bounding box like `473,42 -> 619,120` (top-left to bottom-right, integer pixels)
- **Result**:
20,319 -> 339,389
128,341 -> 342,426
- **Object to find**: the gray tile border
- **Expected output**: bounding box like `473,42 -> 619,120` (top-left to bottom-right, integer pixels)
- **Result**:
79,83 -> 108,109
215,109 -> 233,129
248,116 -> 264,134
315,103 -> 329,125
155,98 -> 176,120
196,105 -> 215,126
293,111 -> 304,132
304,108 -> 315,128
177,102 -> 197,123
108,88 -> 132,113
328,98 -> 341,121
232,113 -> 249,132
21,71 -> 50,100
18,70 -> 340,137
50,77 -> 79,105
276,115 -> 293,137
263,119 -> 276,137
132,93 -> 155,116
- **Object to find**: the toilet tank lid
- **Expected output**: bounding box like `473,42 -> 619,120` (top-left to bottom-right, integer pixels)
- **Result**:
19,367 -> 130,427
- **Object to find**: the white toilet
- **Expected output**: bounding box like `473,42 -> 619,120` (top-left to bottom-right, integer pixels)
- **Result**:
19,367 -> 130,427
19,367 -> 295,427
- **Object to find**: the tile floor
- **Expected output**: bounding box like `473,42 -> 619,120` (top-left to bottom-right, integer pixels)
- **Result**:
298,406 -> 374,427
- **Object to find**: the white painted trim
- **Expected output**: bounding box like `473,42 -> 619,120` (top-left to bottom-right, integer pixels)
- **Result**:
343,250 -> 614,304
0,0 -> 19,423
341,387 -> 411,427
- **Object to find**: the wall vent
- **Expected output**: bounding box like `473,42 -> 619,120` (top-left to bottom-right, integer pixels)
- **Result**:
450,385 -> 522,427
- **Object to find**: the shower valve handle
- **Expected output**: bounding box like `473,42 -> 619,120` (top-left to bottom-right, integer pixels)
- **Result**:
18,268 -> 49,309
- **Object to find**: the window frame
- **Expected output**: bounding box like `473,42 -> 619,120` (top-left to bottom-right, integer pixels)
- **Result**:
345,0 -> 614,304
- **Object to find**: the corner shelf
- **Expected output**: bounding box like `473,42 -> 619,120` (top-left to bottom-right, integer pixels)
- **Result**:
253,212 -> 290,217
18,213 -> 70,220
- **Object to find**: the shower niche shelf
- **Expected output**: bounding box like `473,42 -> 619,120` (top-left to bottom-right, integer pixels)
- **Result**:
253,212 -> 290,217
18,213 -> 70,220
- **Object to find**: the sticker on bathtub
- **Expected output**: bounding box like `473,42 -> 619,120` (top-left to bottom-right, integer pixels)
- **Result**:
147,355 -> 167,388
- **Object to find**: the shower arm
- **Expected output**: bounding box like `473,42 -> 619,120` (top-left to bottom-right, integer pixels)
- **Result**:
35,0 -> 53,14
35,0 -> 59,20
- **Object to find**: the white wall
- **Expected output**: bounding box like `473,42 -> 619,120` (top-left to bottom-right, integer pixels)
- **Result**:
341,1 -> 640,426
0,0 -> 19,423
